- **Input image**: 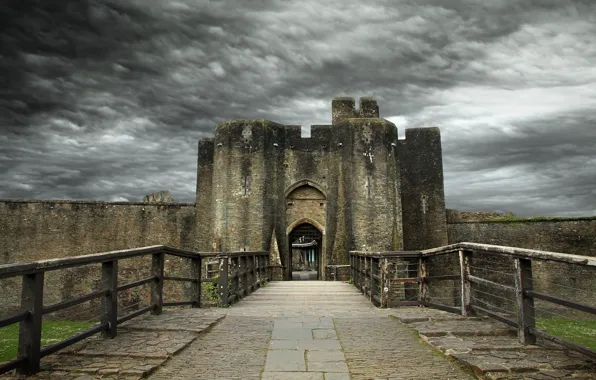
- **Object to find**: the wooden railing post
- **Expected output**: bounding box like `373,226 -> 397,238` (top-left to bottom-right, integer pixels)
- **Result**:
266,255 -> 271,281
380,258 -> 388,308
362,257 -> 367,295
243,256 -> 248,296
101,260 -> 118,338
253,255 -> 258,288
349,254 -> 353,283
219,255 -> 229,306
514,258 -> 536,344
151,252 -> 165,315
369,257 -> 374,302
17,272 -> 44,375
359,256 -> 364,293
418,255 -> 428,305
190,255 -> 202,308
459,249 -> 472,316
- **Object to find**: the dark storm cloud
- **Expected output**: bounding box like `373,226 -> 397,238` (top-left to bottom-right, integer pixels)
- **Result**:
0,0 -> 595,216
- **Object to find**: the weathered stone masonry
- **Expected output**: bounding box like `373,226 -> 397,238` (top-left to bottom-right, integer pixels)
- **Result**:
196,97 -> 448,280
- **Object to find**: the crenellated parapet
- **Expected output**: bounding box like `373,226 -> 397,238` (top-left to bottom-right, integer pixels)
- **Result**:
332,96 -> 380,124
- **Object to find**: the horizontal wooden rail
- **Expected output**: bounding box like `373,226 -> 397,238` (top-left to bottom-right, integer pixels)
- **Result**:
40,323 -> 108,358
470,305 -> 517,328
350,244 -> 596,360
525,290 -> 596,315
117,276 -> 157,292
43,289 -> 108,315
164,276 -> 197,282
467,275 -> 515,293
217,252 -> 270,307
390,277 -> 419,284
425,274 -> 460,281
0,311 -> 30,329
529,327 -> 596,360
351,242 -> 596,266
0,245 -> 269,376
422,302 -> 461,314
116,306 -> 152,325
0,357 -> 26,374
163,301 -> 195,307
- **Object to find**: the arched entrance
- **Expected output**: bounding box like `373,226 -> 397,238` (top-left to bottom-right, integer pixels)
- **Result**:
288,223 -> 323,280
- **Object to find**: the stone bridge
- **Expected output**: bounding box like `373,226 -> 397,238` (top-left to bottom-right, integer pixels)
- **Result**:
0,244 -> 595,380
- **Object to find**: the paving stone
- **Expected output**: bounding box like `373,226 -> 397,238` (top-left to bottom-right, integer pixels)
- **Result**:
323,374 -> 351,380
265,350 -> 307,371
298,340 -> 342,350
306,350 -> 345,362
270,339 -> 300,349
313,329 -> 338,340
274,320 -> 304,329
261,372 -> 324,380
307,360 -> 349,372
273,328 -> 313,340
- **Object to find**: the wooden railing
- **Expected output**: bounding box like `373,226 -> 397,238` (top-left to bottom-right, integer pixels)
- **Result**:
0,246 -> 269,375
217,252 -> 270,306
350,242 -> 596,360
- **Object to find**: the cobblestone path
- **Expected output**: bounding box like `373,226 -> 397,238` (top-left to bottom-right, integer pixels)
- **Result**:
149,315 -> 272,380
8,281 -> 590,379
147,281 -> 474,379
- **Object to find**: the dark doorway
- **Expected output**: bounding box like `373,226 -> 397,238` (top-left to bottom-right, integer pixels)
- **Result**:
288,223 -> 323,280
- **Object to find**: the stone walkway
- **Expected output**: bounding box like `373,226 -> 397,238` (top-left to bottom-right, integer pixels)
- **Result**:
0,309 -> 227,380
148,281 -> 473,379
3,281 -> 594,379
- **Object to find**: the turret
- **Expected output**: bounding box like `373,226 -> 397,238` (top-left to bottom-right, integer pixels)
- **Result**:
331,96 -> 380,124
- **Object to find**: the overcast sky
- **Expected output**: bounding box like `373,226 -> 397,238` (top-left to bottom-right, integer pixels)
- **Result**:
1,0 -> 595,217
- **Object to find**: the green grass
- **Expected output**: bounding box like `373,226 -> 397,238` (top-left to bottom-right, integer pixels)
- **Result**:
536,319 -> 596,350
0,320 -> 94,362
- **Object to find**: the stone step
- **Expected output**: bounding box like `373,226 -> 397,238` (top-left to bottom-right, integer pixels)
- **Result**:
390,307 -> 596,379
451,349 -> 596,378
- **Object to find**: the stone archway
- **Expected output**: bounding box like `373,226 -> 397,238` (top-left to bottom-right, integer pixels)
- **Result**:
285,181 -> 327,280
288,223 -> 323,280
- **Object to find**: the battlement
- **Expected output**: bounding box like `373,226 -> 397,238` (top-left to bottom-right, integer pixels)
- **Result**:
332,97 -> 379,124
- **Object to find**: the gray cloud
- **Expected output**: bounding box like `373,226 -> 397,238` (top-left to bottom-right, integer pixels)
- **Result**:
1,0 -> 595,216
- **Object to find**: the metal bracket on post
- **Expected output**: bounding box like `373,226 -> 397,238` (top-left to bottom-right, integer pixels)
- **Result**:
514,258 -> 536,344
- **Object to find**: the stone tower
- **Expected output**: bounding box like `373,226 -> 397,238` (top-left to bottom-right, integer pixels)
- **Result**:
195,97 -> 447,280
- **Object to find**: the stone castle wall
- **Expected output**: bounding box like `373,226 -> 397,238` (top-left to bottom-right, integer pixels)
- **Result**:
0,200 -> 197,318
195,97 -> 445,279
447,219 -> 596,256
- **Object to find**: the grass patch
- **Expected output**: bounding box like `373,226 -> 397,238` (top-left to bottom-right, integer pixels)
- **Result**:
0,320 -> 94,362
536,319 -> 596,350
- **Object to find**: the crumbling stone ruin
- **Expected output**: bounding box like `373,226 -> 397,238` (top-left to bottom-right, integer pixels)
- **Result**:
143,190 -> 174,203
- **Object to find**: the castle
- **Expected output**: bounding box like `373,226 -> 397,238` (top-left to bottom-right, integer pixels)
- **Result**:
195,97 -> 448,280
